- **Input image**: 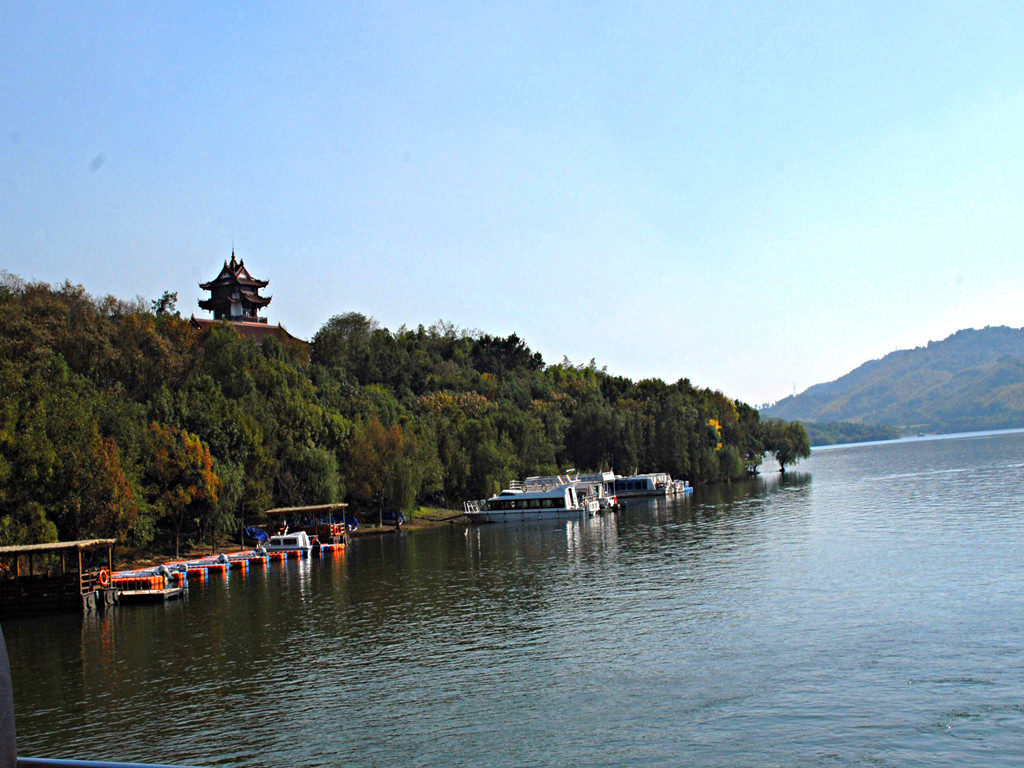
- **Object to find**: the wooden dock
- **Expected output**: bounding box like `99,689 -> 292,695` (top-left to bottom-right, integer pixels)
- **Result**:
117,586 -> 185,604
0,540 -> 116,617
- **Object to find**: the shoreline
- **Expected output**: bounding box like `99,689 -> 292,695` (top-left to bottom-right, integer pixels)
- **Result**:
115,507 -> 468,572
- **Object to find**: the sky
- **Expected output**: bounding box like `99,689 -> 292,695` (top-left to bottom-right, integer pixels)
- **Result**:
3,2 -> 1024,407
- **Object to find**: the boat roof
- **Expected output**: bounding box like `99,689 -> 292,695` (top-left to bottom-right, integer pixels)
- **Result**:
615,472 -> 672,481
488,485 -> 570,501
574,471 -> 616,482
520,471 -> 615,488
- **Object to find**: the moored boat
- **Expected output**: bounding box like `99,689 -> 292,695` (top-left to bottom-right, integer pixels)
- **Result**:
610,472 -> 691,498
265,530 -> 313,554
264,504 -> 348,547
465,483 -> 589,523
518,471 -> 621,512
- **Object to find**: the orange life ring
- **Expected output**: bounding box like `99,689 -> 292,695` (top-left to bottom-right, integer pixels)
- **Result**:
97,569 -> 110,587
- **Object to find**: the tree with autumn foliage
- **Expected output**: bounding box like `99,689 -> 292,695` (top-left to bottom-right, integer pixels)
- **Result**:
345,415 -> 437,515
0,356 -> 140,545
145,422 -> 221,557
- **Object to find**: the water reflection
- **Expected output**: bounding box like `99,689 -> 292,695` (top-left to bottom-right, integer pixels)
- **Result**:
565,513 -> 619,562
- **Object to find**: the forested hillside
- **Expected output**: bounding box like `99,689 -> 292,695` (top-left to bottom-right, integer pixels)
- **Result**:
0,275 -> 803,551
763,326 -> 1024,434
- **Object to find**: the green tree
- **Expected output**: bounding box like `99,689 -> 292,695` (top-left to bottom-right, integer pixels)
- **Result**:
763,418 -> 812,473
150,290 -> 179,316
345,416 -> 406,511
277,445 -> 342,507
0,358 -> 141,545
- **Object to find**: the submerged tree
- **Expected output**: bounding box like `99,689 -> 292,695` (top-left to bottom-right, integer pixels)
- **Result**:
763,418 -> 812,473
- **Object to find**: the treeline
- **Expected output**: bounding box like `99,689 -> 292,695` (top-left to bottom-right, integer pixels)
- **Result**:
0,276 -> 808,552
804,421 -> 901,446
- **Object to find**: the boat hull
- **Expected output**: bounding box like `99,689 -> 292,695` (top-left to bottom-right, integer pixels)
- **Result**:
466,508 -> 586,523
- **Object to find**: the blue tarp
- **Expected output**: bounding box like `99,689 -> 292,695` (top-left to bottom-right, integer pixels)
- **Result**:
379,509 -> 406,525
244,527 -> 269,543
331,513 -> 360,531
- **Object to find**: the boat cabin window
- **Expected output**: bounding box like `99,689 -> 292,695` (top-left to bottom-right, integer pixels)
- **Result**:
485,496 -> 568,511
614,479 -> 654,492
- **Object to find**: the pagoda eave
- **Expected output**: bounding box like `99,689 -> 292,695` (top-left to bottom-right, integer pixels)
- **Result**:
199,277 -> 269,290
239,293 -> 272,307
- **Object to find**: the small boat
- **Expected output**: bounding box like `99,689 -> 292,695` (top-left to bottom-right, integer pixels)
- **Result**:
670,479 -> 693,495
465,483 -> 588,523
245,526 -> 269,543
265,530 -> 313,554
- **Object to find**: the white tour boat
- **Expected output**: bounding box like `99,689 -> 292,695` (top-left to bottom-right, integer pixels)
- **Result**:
464,484 -> 590,523
610,472 -> 691,498
517,470 -> 620,512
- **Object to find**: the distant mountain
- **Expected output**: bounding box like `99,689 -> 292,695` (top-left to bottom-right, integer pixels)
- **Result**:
762,326 -> 1024,434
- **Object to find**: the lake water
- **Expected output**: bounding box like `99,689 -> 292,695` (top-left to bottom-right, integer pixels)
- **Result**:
5,430 -> 1024,767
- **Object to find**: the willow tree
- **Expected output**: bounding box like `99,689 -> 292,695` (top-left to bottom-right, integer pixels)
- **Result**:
763,418 -> 812,473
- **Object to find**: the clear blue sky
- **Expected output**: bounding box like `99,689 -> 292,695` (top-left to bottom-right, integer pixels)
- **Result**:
3,2 -> 1024,406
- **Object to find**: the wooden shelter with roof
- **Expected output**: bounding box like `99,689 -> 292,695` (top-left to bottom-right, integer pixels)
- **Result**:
0,540 -> 116,617
264,504 -> 350,545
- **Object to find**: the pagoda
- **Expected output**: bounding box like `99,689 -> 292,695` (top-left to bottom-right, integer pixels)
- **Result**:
198,250 -> 271,323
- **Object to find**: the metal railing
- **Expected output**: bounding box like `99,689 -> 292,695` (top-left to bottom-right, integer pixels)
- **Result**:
19,759 -> 204,768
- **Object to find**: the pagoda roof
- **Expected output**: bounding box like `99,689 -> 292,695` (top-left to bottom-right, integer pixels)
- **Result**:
190,316 -> 306,345
199,251 -> 269,290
